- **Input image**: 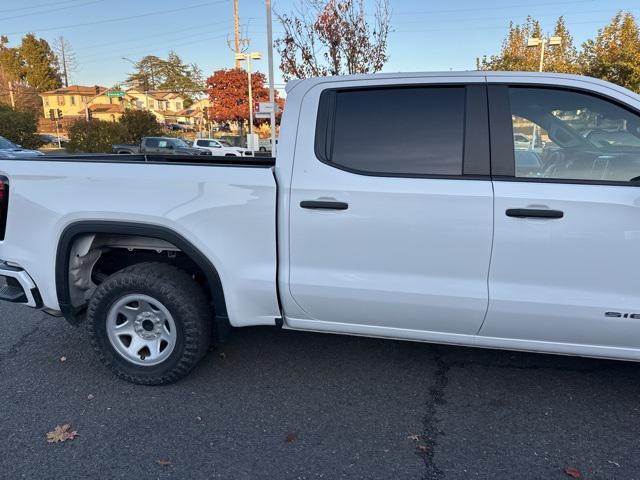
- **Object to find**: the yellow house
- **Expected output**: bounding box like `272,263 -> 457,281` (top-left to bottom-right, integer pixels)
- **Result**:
40,85 -> 105,119
86,90 -> 138,122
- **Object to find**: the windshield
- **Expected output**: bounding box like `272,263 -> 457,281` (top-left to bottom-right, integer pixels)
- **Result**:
170,139 -> 190,148
0,136 -> 17,149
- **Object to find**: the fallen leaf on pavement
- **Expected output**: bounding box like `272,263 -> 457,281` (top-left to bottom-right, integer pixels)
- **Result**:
564,467 -> 581,478
156,459 -> 172,467
87,394 -> 94,400
59,356 -> 67,362
407,434 -> 421,441
285,432 -> 298,443
46,424 -> 79,443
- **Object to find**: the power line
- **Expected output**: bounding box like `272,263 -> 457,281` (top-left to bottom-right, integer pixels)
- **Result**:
0,0 -> 103,22
75,21 -> 229,55
4,0 -> 230,36
391,8 -> 626,26
0,0 -> 87,14
390,0 -> 598,16
79,32 -> 233,66
391,18 -> 618,35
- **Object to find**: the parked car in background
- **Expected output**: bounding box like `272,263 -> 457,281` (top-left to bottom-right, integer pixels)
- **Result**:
2,72 -> 640,386
258,137 -> 278,152
38,134 -> 69,148
513,133 -> 531,150
0,136 -> 44,158
192,138 -> 250,156
113,137 -> 211,155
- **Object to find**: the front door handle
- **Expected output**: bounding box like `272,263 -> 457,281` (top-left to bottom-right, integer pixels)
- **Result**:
506,208 -> 564,219
300,200 -> 349,210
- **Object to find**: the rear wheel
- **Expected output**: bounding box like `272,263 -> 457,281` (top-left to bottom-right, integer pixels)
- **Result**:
88,262 -> 212,385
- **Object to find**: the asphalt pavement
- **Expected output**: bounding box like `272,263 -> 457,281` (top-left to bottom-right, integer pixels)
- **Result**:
1,302 -> 639,479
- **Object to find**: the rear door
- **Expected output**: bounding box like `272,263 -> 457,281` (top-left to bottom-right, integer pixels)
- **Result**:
287,79 -> 494,335
481,84 -> 640,349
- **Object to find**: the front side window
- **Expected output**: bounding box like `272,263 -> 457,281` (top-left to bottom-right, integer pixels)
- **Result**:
320,86 -> 465,176
509,87 -> 640,183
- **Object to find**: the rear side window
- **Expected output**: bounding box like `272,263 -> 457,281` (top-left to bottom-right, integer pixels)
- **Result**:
317,87 -> 466,176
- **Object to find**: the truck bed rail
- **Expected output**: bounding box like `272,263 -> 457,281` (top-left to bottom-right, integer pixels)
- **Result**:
10,153 -> 276,168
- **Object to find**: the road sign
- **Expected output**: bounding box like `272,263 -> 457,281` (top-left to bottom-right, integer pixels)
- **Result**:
106,91 -> 125,97
255,112 -> 271,119
257,101 -> 276,113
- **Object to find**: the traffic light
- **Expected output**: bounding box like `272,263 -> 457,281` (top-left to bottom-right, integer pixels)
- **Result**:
48,109 -> 54,120
57,109 -> 63,119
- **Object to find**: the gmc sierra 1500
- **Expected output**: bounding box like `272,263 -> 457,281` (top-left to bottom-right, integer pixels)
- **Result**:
1,71 -> 639,384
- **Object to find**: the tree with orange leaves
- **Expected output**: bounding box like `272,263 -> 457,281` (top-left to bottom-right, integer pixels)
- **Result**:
206,68 -> 283,133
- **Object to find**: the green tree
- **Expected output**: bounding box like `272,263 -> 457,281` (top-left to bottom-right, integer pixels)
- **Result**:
67,119 -> 126,153
0,104 -> 40,148
478,16 -> 578,73
118,109 -> 162,144
580,12 -> 640,93
125,51 -> 203,102
18,34 -> 61,92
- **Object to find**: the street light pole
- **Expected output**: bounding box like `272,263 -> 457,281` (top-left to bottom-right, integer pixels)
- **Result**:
247,55 -> 255,153
266,0 -> 277,157
235,51 -> 262,155
527,36 -> 561,72
526,35 -> 562,150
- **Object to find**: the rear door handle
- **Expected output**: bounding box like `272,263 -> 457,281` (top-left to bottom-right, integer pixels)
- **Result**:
300,200 -> 349,210
506,208 -> 564,219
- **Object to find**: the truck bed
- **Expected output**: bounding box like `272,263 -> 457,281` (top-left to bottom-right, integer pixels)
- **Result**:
0,155 -> 281,327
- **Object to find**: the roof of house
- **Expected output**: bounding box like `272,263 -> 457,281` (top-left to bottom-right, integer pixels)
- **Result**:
85,103 -> 124,114
126,89 -> 185,101
41,85 -> 107,96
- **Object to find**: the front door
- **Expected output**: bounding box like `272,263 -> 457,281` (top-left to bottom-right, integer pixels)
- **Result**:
481,85 -> 640,349
287,81 -> 494,335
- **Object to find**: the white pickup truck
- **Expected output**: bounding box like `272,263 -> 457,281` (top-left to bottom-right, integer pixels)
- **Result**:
1,72 -> 639,385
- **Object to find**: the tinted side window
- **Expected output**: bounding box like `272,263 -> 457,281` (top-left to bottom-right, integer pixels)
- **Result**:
326,87 -> 465,176
509,87 -> 640,183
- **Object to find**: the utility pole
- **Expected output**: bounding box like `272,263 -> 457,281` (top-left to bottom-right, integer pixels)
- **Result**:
234,0 -> 241,68
266,0 -> 277,157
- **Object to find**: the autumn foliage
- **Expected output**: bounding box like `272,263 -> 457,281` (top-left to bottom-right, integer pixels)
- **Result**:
206,68 -> 283,128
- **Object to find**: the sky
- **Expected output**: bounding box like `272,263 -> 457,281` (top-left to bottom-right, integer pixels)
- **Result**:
1,0 -> 639,94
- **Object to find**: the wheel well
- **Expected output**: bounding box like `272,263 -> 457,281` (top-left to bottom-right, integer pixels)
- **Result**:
56,223 -> 228,326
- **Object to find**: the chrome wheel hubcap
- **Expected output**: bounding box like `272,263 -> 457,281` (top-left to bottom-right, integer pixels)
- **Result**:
106,294 -> 177,366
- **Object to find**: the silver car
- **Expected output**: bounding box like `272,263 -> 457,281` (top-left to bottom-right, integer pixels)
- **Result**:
0,136 -> 44,159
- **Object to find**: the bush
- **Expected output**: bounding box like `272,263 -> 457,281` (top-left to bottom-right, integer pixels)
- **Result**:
67,119 -> 126,153
0,105 -> 41,148
118,109 -> 162,144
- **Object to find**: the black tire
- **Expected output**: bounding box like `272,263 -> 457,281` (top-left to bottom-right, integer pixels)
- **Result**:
87,262 -> 212,385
